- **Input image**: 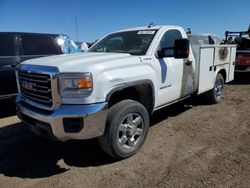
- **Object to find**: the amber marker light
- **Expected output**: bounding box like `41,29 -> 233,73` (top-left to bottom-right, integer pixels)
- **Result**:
77,77 -> 93,89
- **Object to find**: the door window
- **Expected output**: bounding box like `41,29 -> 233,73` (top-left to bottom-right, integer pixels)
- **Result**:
159,30 -> 183,57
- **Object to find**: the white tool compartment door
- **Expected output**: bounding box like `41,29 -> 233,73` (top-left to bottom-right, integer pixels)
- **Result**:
198,47 -> 215,93
228,47 -> 236,82
214,46 -> 230,66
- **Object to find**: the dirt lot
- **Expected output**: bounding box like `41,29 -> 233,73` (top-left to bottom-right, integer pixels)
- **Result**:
0,72 -> 249,188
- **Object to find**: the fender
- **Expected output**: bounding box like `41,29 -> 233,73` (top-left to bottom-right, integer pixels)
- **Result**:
105,79 -> 155,113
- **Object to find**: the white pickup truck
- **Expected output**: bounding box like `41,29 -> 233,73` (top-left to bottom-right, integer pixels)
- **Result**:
16,25 -> 236,159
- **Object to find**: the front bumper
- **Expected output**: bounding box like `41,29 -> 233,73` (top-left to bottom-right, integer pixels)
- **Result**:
16,96 -> 108,141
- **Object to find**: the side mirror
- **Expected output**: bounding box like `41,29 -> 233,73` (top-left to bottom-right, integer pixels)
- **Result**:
157,38 -> 190,59
174,39 -> 189,59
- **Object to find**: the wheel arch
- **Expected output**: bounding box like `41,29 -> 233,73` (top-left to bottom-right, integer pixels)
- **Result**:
217,68 -> 227,82
106,80 -> 155,114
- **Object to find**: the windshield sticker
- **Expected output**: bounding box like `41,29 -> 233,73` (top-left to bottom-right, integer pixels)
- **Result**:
137,31 -> 155,35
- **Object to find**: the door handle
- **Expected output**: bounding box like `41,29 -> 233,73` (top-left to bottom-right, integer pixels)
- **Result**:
185,60 -> 192,65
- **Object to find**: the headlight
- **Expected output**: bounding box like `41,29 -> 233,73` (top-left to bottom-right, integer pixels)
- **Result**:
59,73 -> 93,97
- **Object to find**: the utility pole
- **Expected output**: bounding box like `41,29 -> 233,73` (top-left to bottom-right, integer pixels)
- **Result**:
75,16 -> 78,42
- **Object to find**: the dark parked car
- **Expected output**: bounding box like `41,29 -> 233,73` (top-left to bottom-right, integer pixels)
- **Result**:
0,32 -> 80,102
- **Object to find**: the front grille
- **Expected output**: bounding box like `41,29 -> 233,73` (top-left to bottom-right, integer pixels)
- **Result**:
18,70 -> 53,108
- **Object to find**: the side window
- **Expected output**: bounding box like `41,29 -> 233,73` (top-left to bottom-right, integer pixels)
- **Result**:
0,35 -> 15,56
160,30 -> 182,57
21,35 -> 60,55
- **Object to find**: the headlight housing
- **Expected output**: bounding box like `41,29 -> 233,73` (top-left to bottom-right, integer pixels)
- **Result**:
59,73 -> 93,97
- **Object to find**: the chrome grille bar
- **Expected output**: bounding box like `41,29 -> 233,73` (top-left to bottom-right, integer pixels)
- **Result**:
22,93 -> 52,104
19,75 -> 51,83
18,71 -> 50,79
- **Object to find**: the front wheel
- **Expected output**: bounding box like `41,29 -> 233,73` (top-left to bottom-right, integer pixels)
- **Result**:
205,73 -> 224,104
98,99 -> 149,159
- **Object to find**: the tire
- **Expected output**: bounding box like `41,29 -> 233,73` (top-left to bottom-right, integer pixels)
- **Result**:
205,73 -> 224,104
98,99 -> 149,159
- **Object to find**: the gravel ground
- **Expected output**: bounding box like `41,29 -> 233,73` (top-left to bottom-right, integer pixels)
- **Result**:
0,72 -> 249,188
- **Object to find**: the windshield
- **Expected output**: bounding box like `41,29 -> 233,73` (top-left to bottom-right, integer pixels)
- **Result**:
89,30 -> 158,55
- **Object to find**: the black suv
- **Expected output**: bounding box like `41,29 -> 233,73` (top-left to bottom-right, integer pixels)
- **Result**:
0,32 -> 79,102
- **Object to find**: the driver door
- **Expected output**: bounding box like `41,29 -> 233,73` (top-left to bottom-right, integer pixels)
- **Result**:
154,29 -> 195,107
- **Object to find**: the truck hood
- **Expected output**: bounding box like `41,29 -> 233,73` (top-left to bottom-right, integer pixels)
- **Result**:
21,52 -> 137,72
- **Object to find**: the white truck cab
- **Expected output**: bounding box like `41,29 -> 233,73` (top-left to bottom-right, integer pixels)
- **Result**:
16,25 -> 236,159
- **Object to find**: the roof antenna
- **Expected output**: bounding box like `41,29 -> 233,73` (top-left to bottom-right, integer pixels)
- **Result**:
148,22 -> 155,28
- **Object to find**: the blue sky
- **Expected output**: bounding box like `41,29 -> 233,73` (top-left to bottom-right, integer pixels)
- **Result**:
0,0 -> 249,42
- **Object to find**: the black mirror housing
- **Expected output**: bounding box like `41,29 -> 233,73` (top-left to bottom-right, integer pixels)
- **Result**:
174,39 -> 189,59
157,39 -> 190,59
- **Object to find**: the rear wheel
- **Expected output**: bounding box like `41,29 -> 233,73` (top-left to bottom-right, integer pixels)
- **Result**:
205,73 -> 224,104
98,99 -> 149,159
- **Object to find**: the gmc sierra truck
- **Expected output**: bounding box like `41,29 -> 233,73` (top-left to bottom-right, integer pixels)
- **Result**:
16,25 -> 236,159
